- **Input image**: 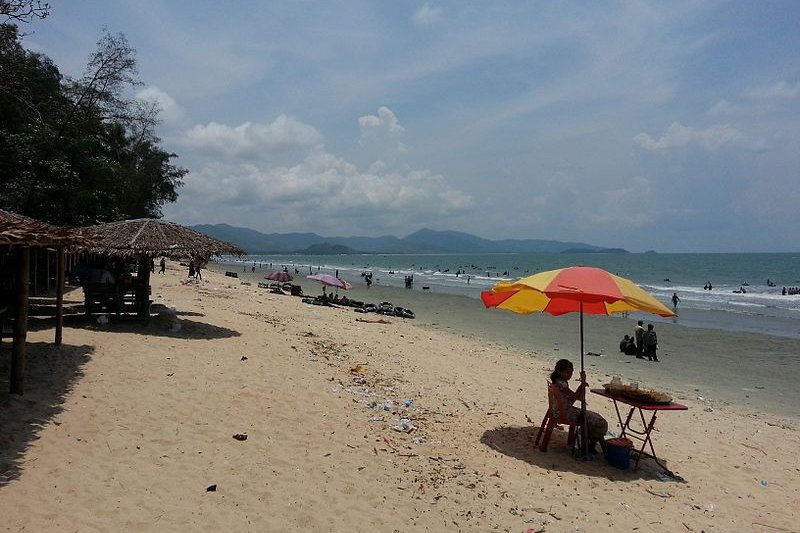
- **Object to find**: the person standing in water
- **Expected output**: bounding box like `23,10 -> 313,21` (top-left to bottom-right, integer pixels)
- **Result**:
671,292 -> 680,310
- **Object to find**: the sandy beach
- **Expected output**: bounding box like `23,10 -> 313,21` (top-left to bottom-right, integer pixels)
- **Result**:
2,264 -> 799,532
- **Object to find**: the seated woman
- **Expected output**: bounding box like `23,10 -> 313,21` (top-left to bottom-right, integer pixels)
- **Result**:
624,337 -> 638,356
619,334 -> 631,353
550,359 -> 609,454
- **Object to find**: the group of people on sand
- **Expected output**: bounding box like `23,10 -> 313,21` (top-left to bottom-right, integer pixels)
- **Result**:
619,320 -> 659,361
187,260 -> 202,280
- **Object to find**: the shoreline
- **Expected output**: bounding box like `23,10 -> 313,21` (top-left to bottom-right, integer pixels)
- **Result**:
226,253 -> 800,340
225,264 -> 800,421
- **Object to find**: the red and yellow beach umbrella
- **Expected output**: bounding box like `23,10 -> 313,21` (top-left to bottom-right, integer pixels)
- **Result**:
481,266 -> 675,318
481,265 -> 674,456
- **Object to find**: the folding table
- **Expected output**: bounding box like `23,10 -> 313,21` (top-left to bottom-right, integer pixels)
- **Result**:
591,388 -> 687,474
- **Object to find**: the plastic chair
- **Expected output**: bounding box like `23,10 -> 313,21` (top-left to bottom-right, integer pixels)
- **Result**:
533,382 -> 577,452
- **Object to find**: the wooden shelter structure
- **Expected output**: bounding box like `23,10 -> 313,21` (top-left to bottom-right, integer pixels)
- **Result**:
1,209 -> 92,394
75,218 -> 245,317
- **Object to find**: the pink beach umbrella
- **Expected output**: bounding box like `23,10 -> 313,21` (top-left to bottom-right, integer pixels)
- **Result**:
306,273 -> 352,290
265,271 -> 293,282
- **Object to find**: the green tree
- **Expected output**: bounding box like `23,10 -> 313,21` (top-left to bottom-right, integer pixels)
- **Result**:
0,23 -> 185,226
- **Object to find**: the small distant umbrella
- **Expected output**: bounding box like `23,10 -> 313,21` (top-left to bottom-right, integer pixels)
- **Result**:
265,271 -> 293,282
307,273 -> 352,290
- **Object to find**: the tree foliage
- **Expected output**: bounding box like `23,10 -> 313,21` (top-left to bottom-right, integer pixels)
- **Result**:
0,23 -> 185,226
1,0 -> 49,24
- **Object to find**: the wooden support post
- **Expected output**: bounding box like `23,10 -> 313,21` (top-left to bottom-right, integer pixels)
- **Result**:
32,247 -> 38,296
11,246 -> 30,395
46,248 -> 51,293
55,245 -> 65,345
137,254 -> 151,319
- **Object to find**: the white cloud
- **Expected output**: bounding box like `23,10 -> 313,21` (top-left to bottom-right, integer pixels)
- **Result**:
633,122 -> 741,151
413,3 -> 442,26
183,116 -> 322,157
743,81 -> 800,100
359,106 -> 405,136
136,85 -> 186,127
168,108 -> 472,235
358,106 -> 408,156
173,151 -> 473,235
707,99 -> 740,117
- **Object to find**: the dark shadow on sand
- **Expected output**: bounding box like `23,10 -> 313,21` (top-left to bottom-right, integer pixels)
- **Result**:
174,310 -> 206,317
0,341 -> 94,487
27,314 -> 240,341
480,425 -> 683,482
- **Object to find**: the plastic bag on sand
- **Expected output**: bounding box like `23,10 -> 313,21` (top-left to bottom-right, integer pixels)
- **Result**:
392,418 -> 415,433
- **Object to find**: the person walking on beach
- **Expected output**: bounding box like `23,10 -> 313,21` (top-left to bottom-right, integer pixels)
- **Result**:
643,324 -> 659,362
159,257 -> 166,274
671,292 -> 680,311
634,320 -> 645,359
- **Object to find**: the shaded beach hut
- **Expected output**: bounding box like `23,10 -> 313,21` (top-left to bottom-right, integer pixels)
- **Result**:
1,209 -> 92,394
75,218 -> 246,317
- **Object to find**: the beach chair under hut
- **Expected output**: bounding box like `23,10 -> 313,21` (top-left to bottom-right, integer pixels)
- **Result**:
1,209 -> 93,394
75,219 -> 245,318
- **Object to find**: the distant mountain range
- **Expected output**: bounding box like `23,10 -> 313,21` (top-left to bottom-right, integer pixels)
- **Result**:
193,224 -> 628,255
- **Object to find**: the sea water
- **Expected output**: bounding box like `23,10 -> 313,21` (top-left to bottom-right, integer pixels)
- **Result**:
228,252 -> 800,340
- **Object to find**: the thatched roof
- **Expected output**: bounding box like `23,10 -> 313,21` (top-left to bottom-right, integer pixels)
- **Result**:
76,218 -> 246,260
0,209 -> 90,247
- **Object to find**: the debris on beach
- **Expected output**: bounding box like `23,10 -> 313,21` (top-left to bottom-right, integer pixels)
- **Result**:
355,318 -> 392,324
232,433 -> 248,441
206,484 -> 217,492
392,418 -> 415,433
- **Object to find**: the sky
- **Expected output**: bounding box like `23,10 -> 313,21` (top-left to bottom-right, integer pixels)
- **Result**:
21,1 -> 800,252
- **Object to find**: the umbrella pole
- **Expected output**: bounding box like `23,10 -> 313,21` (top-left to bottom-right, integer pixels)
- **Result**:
579,303 -> 589,457
580,301 -> 584,375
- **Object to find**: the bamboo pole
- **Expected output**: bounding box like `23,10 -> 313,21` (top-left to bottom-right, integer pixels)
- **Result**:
10,246 -> 30,395
55,245 -> 65,345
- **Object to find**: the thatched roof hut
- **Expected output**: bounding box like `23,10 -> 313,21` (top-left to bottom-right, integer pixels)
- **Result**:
1,210 -> 91,395
0,209 -> 89,247
76,218 -> 245,260
73,219 -> 245,320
